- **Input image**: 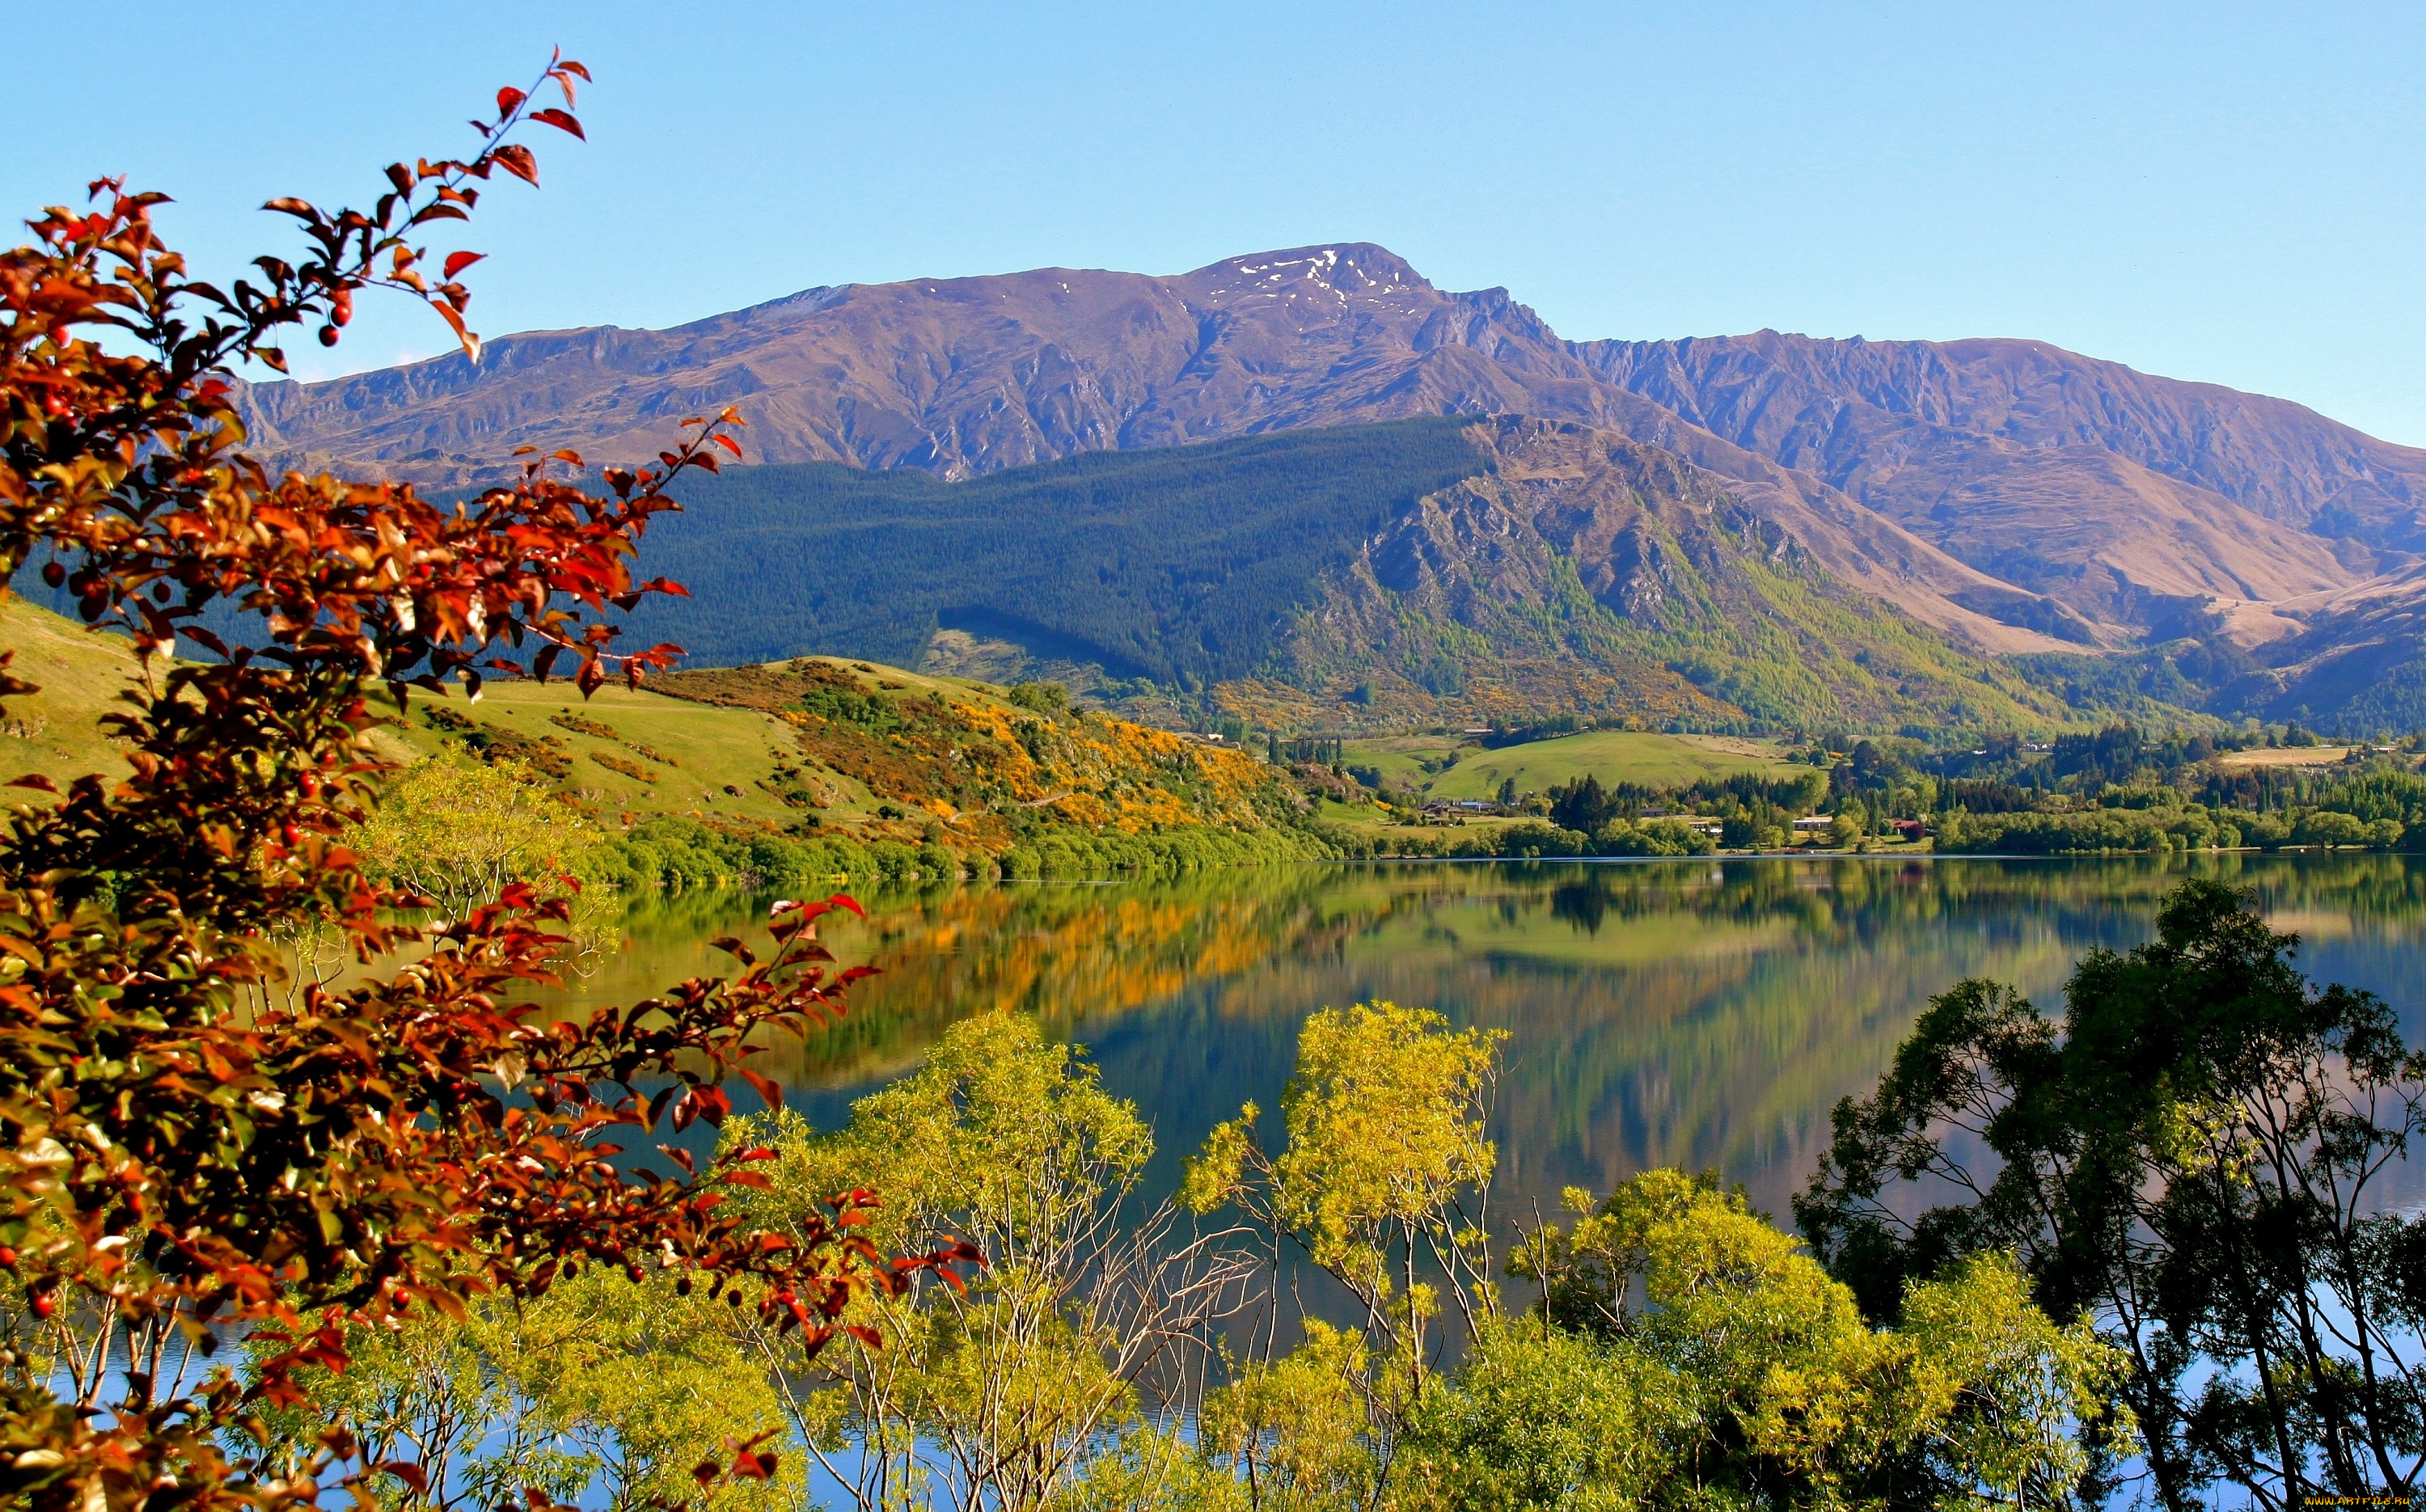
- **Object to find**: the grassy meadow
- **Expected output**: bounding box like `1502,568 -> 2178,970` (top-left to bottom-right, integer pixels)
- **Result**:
382,675 -> 873,828
0,595 -> 827,818
0,596 -> 149,786
0,599 -> 1320,876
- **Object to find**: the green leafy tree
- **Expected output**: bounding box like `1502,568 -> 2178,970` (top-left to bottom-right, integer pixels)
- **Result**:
1184,1002 -> 1506,1506
1797,878 -> 2426,1509
1186,1002 -> 1506,1371
729,1012 -> 1254,1512
1463,1171 -> 2124,1512
347,751 -> 602,919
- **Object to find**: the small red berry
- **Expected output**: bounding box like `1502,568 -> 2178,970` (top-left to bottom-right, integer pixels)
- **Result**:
30,1294 -> 53,1319
0,1247 -> 16,1267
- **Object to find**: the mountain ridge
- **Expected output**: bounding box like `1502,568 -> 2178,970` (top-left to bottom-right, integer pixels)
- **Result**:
229,242 -> 2426,729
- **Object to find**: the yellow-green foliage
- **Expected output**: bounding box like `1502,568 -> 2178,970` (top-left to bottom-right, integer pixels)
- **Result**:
1447,1172 -> 2131,1511
1197,1319 -> 1378,1510
769,1010 -> 1151,1254
1272,1003 -> 1502,1290
730,1012 -> 1164,1512
348,753 -> 604,916
1187,1002 -> 1507,1386
243,991 -> 2127,1512
252,1266 -> 799,1512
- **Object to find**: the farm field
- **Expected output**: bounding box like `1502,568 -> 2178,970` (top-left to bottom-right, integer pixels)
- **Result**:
1335,733 -> 1466,785
2216,745 -> 2357,769
1312,797 -> 1537,848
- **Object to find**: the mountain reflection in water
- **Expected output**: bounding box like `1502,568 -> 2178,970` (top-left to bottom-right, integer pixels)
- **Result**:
542,855 -> 2426,1222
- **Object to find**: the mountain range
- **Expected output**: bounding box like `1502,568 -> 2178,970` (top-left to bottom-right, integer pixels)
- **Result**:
230,243 -> 2426,733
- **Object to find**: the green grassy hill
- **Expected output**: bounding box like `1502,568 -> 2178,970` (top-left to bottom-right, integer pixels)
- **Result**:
0,596 -> 148,787
0,594 -> 808,812
0,599 -> 421,784
1425,732 -> 1807,799
0,597 -> 1328,880
1340,729 -> 1805,802
380,679 -> 845,830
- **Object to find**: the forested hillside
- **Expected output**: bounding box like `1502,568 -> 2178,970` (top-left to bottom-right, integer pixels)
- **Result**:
616,417 -> 2072,734
614,417 -> 1486,681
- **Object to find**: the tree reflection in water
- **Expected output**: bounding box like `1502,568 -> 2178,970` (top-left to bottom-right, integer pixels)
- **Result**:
540,853 -> 2426,1223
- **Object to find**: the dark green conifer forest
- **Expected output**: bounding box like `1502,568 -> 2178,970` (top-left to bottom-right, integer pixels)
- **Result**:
616,417 -> 1487,681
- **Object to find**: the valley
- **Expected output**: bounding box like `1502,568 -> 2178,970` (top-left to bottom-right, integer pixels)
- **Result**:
24,239 -> 2426,876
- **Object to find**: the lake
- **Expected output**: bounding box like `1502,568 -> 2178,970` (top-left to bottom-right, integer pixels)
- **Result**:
553,853 -> 2426,1223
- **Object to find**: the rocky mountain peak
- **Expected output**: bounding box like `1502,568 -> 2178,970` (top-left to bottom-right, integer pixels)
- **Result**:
1179,243 -> 1433,306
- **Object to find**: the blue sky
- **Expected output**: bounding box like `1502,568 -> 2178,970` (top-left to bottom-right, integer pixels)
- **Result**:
14,2 -> 2426,441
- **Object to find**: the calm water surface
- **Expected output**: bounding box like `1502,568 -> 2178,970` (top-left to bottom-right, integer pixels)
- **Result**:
553,855 -> 2426,1219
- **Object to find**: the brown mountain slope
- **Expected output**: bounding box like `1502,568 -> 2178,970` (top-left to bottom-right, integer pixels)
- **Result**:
1581,332 -> 2426,630
1587,332 -> 2426,542
232,246 -> 2088,655
237,244 -> 1621,482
